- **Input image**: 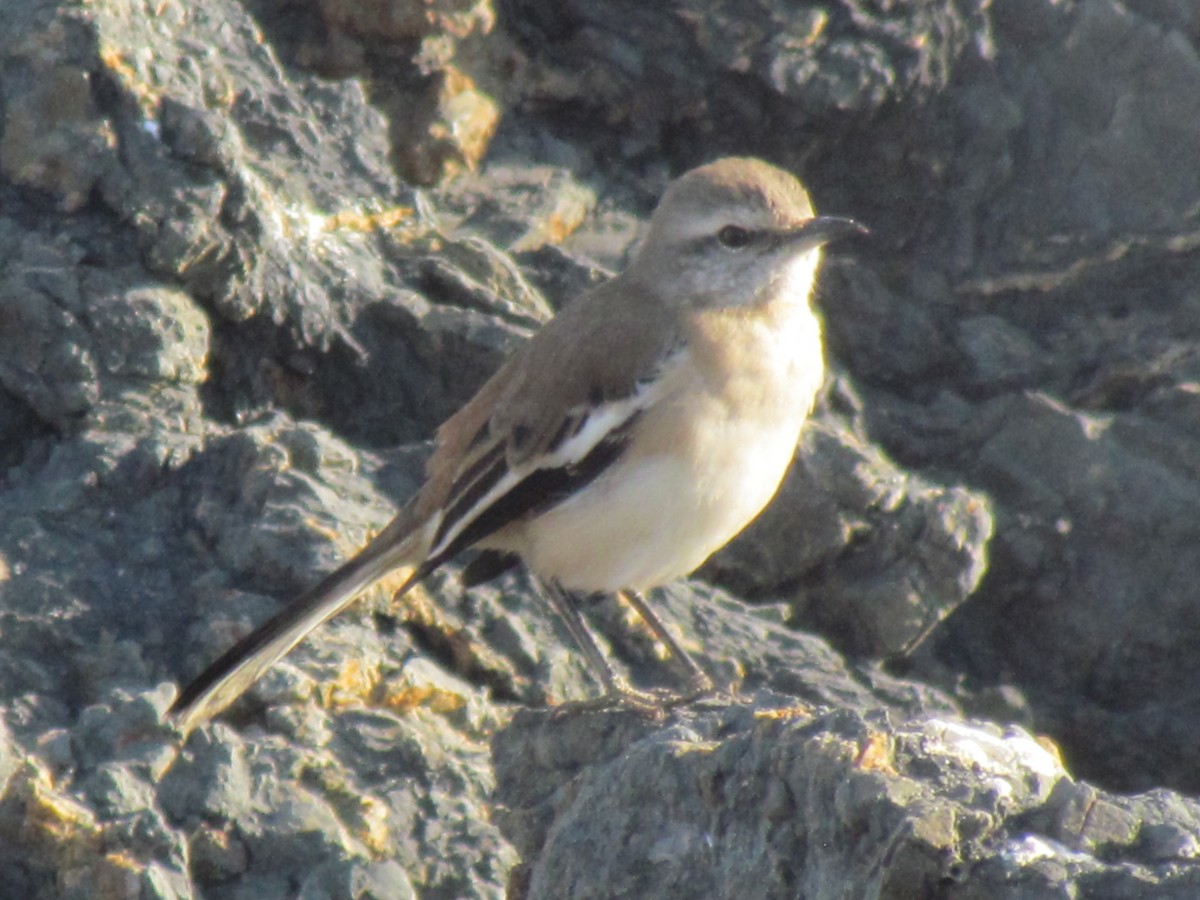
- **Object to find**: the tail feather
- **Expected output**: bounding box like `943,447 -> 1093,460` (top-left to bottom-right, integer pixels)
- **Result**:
169,525 -> 426,733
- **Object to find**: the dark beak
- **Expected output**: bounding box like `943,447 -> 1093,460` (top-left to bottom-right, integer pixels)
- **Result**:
790,215 -> 868,249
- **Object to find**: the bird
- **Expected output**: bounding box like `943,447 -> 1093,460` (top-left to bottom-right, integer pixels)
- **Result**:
169,156 -> 865,732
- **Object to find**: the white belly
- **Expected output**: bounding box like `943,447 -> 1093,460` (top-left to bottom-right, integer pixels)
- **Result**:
520,414 -> 806,592
508,303 -> 823,593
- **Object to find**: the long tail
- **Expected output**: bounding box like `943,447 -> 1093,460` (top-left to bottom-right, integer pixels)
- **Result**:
169,519 -> 429,733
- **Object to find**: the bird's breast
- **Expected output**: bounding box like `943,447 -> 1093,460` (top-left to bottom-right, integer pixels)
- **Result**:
511,300 -> 824,593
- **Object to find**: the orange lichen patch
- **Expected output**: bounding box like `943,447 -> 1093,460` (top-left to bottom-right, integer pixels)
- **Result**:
323,206 -> 415,233
301,517 -> 345,546
374,564 -> 418,600
853,730 -> 897,774
394,585 -> 443,626
753,705 -> 813,722
539,207 -> 586,245
1,763 -> 178,898
378,679 -> 467,715
22,773 -> 100,851
539,213 -> 577,246
430,0 -> 496,40
347,795 -> 391,857
99,851 -> 141,872
98,46 -> 160,114
6,763 -> 102,882
429,68 -> 499,176
98,47 -> 138,89
510,184 -> 594,251
320,658 -> 381,709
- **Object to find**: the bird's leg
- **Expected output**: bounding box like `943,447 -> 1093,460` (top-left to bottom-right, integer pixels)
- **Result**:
620,589 -> 716,701
536,579 -> 665,715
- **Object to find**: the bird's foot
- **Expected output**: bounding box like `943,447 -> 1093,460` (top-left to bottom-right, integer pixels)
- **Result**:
552,672 -> 728,719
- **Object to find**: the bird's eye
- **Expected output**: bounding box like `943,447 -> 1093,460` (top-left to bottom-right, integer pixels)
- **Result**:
717,225 -> 754,249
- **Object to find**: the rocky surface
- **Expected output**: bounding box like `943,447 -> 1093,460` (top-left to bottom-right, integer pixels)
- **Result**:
1,0 -> 1200,897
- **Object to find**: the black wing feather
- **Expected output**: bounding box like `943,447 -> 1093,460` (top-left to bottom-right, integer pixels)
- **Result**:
424,412 -> 639,571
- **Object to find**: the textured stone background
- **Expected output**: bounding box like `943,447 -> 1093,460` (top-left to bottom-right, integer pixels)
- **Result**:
2,0 -> 1200,897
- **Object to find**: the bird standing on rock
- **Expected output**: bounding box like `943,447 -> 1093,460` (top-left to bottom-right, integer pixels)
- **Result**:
169,156 -> 865,732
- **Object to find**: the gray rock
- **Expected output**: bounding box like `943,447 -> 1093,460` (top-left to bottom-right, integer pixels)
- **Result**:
296,859 -> 418,900
159,725 -> 256,825
704,410 -> 994,658
495,704 -> 1200,899
1,0 -> 1198,896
